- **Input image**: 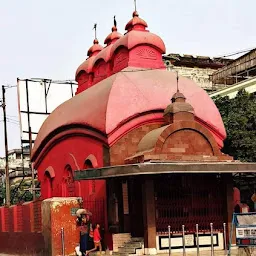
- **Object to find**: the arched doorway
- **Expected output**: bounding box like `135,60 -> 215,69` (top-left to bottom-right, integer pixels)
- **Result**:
62,165 -> 76,197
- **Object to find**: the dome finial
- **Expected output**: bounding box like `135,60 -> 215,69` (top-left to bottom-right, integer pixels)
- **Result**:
93,23 -> 97,40
114,15 -> 117,28
134,0 -> 137,12
176,71 -> 179,93
132,0 -> 139,17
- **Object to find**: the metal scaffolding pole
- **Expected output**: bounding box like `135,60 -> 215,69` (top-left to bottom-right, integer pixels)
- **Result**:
1,85 -> 10,206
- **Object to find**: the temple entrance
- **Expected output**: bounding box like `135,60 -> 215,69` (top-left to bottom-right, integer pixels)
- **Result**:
128,178 -> 144,237
155,174 -> 225,233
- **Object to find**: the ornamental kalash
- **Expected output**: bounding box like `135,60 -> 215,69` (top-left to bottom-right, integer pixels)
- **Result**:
31,11 -> 256,255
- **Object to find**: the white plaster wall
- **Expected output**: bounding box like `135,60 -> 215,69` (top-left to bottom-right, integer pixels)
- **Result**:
156,233 -> 224,254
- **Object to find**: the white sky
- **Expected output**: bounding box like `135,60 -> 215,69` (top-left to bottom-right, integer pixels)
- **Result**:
0,0 -> 255,157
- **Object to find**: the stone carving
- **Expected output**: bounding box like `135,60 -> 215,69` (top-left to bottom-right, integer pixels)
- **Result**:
136,48 -> 157,60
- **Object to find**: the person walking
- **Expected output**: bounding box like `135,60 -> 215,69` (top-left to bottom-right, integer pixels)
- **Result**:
76,209 -> 92,256
86,223 -> 102,255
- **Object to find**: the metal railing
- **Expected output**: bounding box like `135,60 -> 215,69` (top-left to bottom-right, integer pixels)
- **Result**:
166,222 -> 227,256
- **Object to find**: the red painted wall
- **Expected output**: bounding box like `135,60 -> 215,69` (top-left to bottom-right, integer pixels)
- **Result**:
36,135 -> 107,229
37,136 -> 103,196
0,232 -> 45,254
0,201 -> 44,254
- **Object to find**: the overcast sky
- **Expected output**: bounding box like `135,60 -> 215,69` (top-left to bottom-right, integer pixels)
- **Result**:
0,0 -> 255,157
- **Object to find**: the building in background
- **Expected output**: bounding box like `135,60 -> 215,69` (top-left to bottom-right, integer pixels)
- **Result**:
0,147 -> 33,204
210,48 -> 256,98
0,148 -> 30,181
163,54 -> 231,91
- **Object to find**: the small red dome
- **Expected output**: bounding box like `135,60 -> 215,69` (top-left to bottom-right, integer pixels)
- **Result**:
87,39 -> 103,57
104,26 -> 122,45
75,57 -> 95,78
125,11 -> 148,31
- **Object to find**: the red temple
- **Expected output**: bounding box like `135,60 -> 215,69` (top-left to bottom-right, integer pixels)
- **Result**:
28,11 -> 256,255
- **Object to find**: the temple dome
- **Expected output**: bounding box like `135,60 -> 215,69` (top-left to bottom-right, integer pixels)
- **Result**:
87,39 -> 103,57
110,12 -> 165,56
76,57 -> 95,77
104,26 -> 122,46
75,39 -> 104,78
91,27 -> 123,66
125,11 -> 148,31
172,92 -> 186,102
32,68 -> 226,158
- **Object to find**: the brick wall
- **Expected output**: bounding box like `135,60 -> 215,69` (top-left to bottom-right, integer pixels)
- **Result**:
0,200 -> 44,254
0,208 -> 2,232
162,129 -> 213,155
17,204 -> 23,232
112,233 -> 131,252
4,207 -> 10,232
110,123 -> 162,165
33,199 -> 42,232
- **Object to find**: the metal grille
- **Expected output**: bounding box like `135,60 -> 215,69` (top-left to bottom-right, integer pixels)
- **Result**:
155,174 -> 225,233
83,199 -> 105,228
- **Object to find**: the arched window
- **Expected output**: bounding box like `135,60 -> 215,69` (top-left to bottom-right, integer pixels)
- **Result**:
83,159 -> 95,195
84,159 -> 93,169
62,165 -> 75,197
44,171 -> 53,199
84,154 -> 98,169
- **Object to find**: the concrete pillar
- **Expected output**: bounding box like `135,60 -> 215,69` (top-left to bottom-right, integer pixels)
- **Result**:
42,197 -> 81,256
142,179 -> 157,255
223,174 -> 235,245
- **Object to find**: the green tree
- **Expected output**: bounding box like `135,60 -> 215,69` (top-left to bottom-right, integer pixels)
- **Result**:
0,179 -> 40,206
214,89 -> 256,162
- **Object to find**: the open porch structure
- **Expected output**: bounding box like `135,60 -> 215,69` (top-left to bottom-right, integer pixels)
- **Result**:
74,162 -> 256,254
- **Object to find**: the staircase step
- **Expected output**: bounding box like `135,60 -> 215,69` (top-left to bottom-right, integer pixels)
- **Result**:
123,242 -> 143,248
118,247 -> 136,253
131,237 -> 144,242
112,252 -> 129,256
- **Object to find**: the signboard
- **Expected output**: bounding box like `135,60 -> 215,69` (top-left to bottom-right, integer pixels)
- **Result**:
236,227 -> 256,238
17,78 -> 78,147
70,208 -> 80,216
233,212 -> 256,247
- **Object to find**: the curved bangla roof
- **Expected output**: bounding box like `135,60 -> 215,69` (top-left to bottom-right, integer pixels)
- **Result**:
110,30 -> 166,57
75,39 -> 104,77
76,30 -> 165,78
32,68 -> 226,157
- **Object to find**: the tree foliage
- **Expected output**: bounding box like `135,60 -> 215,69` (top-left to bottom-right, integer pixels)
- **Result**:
0,180 -> 40,206
214,89 -> 256,162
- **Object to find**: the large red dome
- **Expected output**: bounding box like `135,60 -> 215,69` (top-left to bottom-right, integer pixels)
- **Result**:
32,68 -> 226,157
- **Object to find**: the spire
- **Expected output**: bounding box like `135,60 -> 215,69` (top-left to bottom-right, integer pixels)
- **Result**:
114,15 -> 117,28
134,0 -> 137,12
170,72 -> 186,103
176,71 -> 179,93
104,16 -> 122,45
125,7 -> 148,32
164,74 -> 194,124
93,23 -> 97,40
87,23 -> 103,57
